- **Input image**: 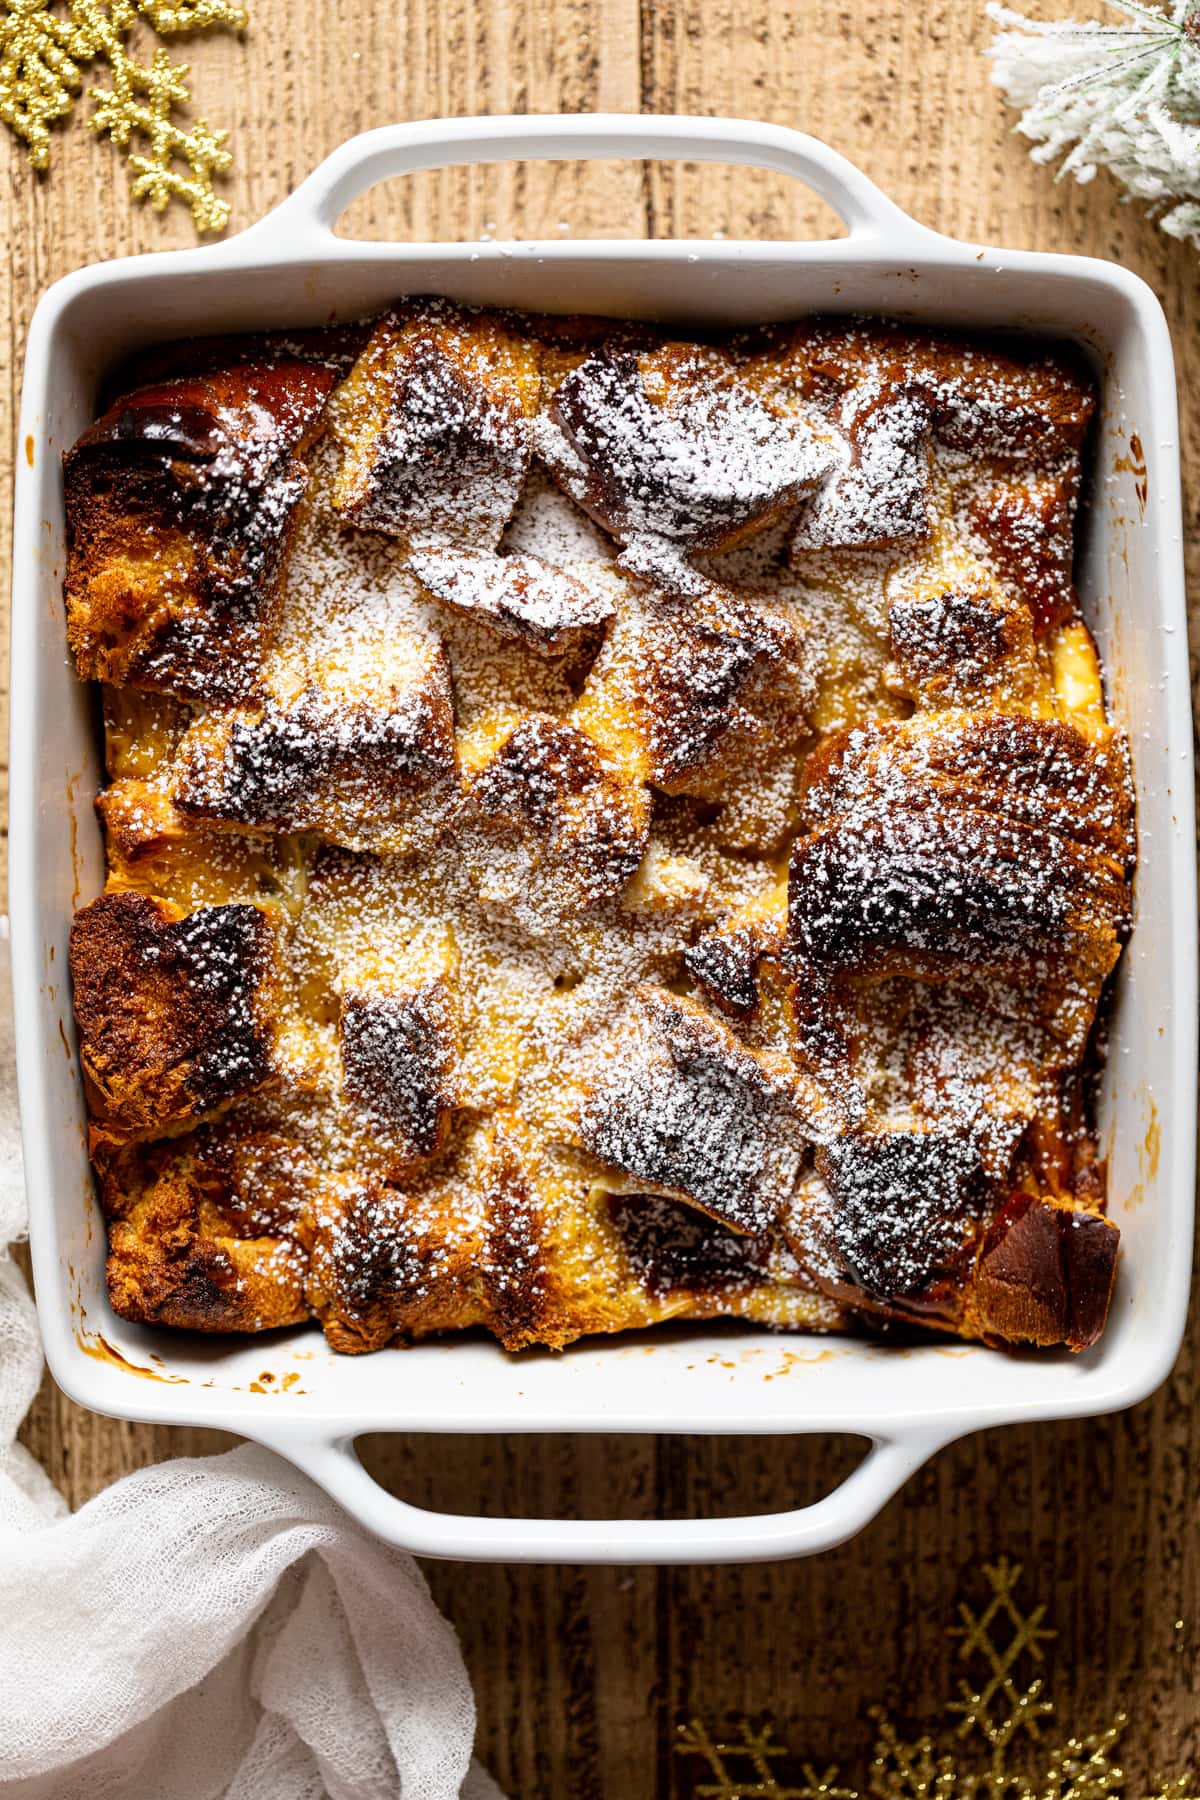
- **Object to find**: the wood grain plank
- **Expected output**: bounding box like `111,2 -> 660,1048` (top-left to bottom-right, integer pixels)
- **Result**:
5,3 -> 1199,1795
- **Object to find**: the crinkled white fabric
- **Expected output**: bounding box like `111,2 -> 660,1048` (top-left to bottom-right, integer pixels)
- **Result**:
0,934 -> 502,1800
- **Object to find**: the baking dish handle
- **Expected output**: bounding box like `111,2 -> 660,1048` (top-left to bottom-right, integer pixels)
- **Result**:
250,1425 -> 950,1564
240,114 -> 943,251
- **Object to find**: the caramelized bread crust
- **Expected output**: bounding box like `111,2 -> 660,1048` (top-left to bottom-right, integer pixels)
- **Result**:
789,714 -> 1130,999
70,891 -> 281,1148
326,298 -> 539,544
64,303 -> 1133,1356
99,1132 -> 309,1333
64,360 -> 335,701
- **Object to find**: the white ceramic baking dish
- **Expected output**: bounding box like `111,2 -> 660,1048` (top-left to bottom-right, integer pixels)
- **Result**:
11,115 -> 1196,1564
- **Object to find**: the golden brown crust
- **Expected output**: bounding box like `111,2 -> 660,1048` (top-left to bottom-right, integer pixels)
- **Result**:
538,340 -> 834,571
301,1119 -> 525,1352
967,460 -> 1081,635
968,1192 -> 1118,1351
70,892 -> 281,1148
763,318 -> 1096,457
171,637 -> 458,853
64,304 -> 1130,1356
573,578 -> 815,797
338,950 -> 464,1174
458,713 -> 649,918
99,1133 -> 309,1333
789,711 -> 1132,1040
792,378 -> 934,552
567,985 -> 813,1235
64,360 -> 335,701
327,297 -> 539,545
410,545 -> 614,653
886,586 -> 1037,710
808,1127 -> 984,1303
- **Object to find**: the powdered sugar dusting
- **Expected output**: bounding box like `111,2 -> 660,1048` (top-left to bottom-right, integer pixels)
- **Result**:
410,544 -> 614,652
67,302 -> 1132,1356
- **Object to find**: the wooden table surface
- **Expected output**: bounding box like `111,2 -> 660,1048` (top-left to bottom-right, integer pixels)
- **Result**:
6,3 -> 1199,1795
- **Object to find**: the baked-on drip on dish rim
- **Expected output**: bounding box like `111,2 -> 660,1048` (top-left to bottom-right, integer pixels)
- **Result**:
63,299 -> 1134,1357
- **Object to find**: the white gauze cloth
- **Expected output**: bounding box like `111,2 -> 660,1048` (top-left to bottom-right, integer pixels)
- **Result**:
0,934 -> 503,1800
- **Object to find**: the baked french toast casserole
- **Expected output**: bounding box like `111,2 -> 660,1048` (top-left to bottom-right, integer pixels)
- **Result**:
61,301 -> 1134,1356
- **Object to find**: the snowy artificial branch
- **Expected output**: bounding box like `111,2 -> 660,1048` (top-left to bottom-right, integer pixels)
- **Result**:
986,0 -> 1200,247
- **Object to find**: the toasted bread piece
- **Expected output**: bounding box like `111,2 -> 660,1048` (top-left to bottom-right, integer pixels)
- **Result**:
800,709 -> 1133,860
410,545 -> 614,653
536,341 -> 833,578
807,1125 -> 985,1302
172,636 -> 457,854
328,298 -> 539,545
97,776 -> 307,916
338,938 -> 464,1174
776,961 -> 1115,1348
792,379 -> 934,553
782,1156 -> 1115,1351
567,985 -> 814,1235
305,1106 -> 839,1353
791,797 -> 1126,1053
99,776 -> 217,883
767,319 -> 1096,458
790,711 -> 1131,1045
885,585 -> 1038,710
70,891 -> 282,1148
458,712 -> 650,920
967,459 -> 1081,634
773,322 -> 1093,591
64,361 -> 335,701
887,978 -> 1049,1179
99,1130 -> 310,1332
573,578 -> 815,797
967,1191 -> 1118,1350
605,1192 -> 774,1294
683,876 -> 789,1017
302,1113 -> 543,1352
683,927 -> 763,1016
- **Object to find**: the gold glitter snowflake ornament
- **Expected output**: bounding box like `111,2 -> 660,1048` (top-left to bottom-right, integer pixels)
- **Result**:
675,1560 -> 1194,1800
0,0 -> 246,232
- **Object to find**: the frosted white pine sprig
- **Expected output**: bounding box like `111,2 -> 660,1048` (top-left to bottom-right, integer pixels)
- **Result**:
986,0 -> 1200,247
